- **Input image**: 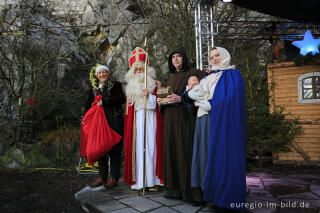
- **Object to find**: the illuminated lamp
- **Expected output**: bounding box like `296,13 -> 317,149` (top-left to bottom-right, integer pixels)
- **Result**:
292,30 -> 320,56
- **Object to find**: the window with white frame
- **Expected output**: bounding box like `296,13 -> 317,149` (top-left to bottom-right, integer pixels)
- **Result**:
298,72 -> 320,103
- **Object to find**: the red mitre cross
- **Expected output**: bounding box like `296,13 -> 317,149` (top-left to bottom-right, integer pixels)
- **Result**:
129,47 -> 149,68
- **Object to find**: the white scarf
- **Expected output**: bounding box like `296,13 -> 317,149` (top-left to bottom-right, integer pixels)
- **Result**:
210,47 -> 235,70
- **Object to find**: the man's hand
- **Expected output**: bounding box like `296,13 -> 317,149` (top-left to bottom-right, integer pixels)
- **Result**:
157,97 -> 162,105
167,93 -> 181,104
142,89 -> 149,97
156,80 -> 162,88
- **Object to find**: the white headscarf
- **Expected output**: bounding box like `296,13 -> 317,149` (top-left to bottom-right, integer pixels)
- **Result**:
210,47 -> 235,70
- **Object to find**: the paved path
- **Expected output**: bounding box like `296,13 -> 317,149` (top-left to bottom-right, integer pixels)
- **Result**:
75,171 -> 320,213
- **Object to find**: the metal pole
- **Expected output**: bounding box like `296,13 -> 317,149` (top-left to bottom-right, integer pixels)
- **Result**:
210,3 -> 214,48
198,3 -> 203,70
195,2 -> 199,69
142,37 -> 148,196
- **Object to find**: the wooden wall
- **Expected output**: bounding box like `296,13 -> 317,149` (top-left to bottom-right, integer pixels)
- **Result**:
267,62 -> 320,163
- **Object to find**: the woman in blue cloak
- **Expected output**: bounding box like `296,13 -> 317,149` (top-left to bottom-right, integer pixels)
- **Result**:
185,47 -> 247,210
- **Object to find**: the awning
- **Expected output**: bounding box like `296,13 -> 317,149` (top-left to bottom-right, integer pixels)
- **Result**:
194,0 -> 320,24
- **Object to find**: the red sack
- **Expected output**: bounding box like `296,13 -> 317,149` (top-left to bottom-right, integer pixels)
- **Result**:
83,95 -> 122,165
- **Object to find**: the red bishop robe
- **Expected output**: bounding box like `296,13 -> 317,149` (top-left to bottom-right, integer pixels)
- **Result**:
123,84 -> 164,185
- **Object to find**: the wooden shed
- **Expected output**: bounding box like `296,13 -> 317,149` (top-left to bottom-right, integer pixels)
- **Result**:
267,62 -> 320,165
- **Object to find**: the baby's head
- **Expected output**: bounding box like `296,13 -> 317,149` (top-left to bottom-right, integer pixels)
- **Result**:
187,75 -> 199,91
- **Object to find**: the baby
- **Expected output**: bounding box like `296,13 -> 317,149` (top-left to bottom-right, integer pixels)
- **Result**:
186,75 -> 200,91
186,76 -> 211,112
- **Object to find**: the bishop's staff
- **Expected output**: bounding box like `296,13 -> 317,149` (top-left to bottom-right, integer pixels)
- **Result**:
142,37 -> 148,196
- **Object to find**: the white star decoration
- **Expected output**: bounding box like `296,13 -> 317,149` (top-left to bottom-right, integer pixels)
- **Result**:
292,30 -> 320,56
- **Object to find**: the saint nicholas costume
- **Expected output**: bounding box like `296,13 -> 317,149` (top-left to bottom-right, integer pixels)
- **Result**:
123,47 -> 164,189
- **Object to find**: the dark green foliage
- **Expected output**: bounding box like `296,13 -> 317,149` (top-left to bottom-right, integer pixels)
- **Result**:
244,57 -> 303,167
294,53 -> 320,66
23,144 -> 51,167
247,106 -> 303,156
0,125 -> 81,168
39,125 -> 81,167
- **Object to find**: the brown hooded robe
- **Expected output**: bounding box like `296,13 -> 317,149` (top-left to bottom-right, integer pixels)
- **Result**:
162,46 -> 206,201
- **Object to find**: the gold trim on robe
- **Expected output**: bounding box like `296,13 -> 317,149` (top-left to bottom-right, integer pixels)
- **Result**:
132,109 -> 137,182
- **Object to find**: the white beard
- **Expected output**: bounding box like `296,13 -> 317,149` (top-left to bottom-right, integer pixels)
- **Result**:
125,71 -> 156,109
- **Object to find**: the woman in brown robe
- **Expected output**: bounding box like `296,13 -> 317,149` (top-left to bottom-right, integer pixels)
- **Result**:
157,46 -> 206,202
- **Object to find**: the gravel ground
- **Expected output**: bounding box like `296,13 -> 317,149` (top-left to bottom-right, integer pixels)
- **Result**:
0,169 -> 95,213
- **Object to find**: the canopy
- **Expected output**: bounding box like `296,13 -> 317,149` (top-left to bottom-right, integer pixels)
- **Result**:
194,0 -> 320,24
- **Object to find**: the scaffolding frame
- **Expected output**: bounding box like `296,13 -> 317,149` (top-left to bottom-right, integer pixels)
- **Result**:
194,0 -> 215,71
194,1 -> 320,71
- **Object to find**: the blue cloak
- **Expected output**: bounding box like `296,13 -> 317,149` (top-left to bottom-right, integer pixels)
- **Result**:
203,69 -> 247,210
